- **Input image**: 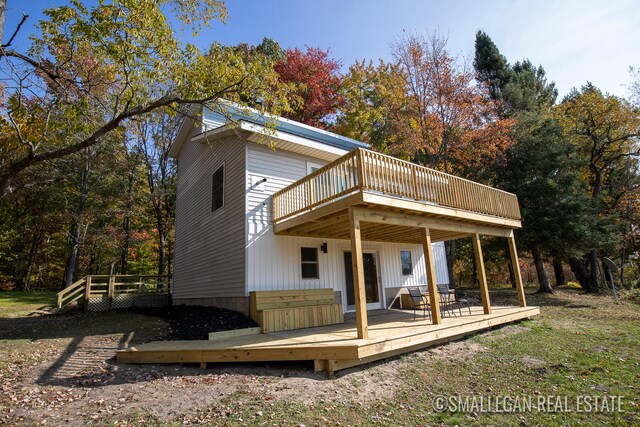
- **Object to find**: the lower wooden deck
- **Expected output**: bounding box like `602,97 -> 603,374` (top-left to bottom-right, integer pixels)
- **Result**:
116,305 -> 539,374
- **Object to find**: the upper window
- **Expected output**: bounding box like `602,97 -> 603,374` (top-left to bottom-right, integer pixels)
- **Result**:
301,247 -> 319,279
307,162 -> 323,175
211,164 -> 224,213
400,250 -> 413,276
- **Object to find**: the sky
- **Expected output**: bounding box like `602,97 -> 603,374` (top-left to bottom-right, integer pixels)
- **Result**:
3,0 -> 639,99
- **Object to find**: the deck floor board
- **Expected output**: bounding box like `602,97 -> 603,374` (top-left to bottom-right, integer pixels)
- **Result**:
117,305 -> 539,372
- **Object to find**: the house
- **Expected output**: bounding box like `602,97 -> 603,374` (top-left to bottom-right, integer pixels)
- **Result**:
168,105 -> 451,316
118,105 -> 536,372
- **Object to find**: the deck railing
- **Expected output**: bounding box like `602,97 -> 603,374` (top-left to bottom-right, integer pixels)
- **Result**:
272,148 -> 521,223
56,275 -> 171,310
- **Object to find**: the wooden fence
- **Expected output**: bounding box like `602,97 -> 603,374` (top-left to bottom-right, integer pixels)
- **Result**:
56,275 -> 170,311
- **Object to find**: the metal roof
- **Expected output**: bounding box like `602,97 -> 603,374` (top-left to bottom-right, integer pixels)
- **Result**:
208,104 -> 370,151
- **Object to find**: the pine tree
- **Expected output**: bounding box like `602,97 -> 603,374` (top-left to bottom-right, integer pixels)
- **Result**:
474,31 -> 587,293
473,31 -> 513,102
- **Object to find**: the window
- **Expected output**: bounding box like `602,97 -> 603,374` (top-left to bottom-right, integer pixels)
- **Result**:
211,165 -> 224,213
400,250 -> 413,276
301,247 -> 319,279
306,162 -> 323,175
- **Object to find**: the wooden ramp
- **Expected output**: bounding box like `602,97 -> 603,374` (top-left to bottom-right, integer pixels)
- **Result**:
117,305 -> 539,374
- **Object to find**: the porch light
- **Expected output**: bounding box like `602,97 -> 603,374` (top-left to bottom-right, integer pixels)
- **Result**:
320,242 -> 328,253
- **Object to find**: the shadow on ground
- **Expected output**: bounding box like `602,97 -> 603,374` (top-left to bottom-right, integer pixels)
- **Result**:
1,287 -> 610,391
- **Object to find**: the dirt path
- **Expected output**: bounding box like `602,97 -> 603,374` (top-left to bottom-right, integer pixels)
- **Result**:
1,325 -> 493,426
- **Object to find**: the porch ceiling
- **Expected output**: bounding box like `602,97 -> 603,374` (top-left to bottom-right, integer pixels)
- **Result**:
273,191 -> 519,244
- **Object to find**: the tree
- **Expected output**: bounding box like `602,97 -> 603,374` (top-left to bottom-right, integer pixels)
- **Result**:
494,114 -> 605,293
389,32 -> 512,176
475,31 -> 567,292
0,0 -> 289,197
555,84 -> 640,292
473,31 -> 513,102
275,46 -> 344,128
629,66 -> 640,107
333,60 -> 406,151
131,112 -> 179,277
389,32 -> 513,287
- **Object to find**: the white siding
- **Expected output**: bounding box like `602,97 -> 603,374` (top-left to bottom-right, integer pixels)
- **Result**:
173,135 -> 246,299
245,143 -> 450,306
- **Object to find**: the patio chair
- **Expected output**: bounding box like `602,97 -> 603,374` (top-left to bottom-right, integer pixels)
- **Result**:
407,287 -> 431,320
437,283 -> 472,317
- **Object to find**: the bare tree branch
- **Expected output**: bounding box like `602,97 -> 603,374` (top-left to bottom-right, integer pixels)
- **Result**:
1,13 -> 28,48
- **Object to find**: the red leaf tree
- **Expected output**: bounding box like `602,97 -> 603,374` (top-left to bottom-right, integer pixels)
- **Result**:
275,47 -> 344,128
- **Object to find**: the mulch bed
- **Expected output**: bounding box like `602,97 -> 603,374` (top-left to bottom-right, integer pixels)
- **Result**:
115,305 -> 257,341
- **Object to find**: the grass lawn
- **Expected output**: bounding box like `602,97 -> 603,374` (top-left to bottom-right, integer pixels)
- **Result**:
0,287 -> 638,426
0,291 -> 57,318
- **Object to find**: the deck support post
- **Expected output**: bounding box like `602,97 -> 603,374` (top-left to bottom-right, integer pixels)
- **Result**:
472,233 -> 492,314
507,235 -> 527,307
420,228 -> 442,324
349,207 -> 369,339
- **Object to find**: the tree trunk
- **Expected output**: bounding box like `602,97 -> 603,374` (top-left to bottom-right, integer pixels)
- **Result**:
552,258 -> 566,287
167,235 -> 172,279
0,0 -> 6,44
507,260 -> 516,288
120,165 -> 135,274
22,230 -> 41,291
531,245 -> 553,293
157,228 -> 165,276
620,246 -> 626,288
569,257 -> 590,290
586,249 -> 600,293
472,258 -> 478,287
87,245 -> 97,275
444,240 -> 456,288
63,159 -> 89,288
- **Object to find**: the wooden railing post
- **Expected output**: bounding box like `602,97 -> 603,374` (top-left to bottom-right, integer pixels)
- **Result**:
84,276 -> 92,312
108,275 -> 115,310
272,195 -> 278,223
356,149 -> 366,190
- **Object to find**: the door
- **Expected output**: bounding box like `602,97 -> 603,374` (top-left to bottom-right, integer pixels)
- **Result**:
344,251 -> 383,311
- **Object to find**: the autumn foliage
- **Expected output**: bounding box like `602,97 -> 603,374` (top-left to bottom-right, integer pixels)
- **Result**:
388,33 -> 514,175
275,47 -> 344,128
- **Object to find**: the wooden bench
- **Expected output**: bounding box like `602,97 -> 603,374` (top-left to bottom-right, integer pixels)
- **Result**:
249,289 -> 344,333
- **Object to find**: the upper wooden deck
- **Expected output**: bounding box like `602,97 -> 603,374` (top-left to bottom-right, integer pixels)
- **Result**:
272,148 -> 521,243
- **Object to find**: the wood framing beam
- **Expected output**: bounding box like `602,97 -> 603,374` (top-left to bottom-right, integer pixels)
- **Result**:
508,236 -> 527,307
349,207 -> 369,339
360,225 -> 421,242
352,207 -> 516,238
430,232 -> 472,243
291,213 -> 349,235
273,192 -> 363,233
472,234 -> 492,314
361,193 -> 522,229
420,228 -> 442,324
